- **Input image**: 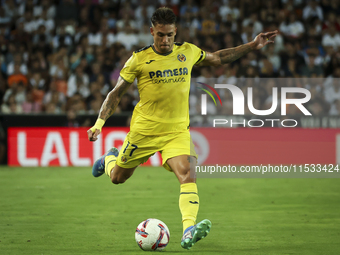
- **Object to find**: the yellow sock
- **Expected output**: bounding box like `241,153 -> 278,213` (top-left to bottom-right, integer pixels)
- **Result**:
104,155 -> 117,177
179,183 -> 199,233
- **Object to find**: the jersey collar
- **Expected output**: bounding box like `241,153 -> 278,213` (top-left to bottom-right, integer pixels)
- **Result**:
151,44 -> 173,56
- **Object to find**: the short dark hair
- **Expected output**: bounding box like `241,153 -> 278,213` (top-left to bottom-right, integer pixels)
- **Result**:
151,7 -> 176,26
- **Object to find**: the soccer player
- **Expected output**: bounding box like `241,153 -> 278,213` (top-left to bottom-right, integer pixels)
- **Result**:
87,7 -> 278,250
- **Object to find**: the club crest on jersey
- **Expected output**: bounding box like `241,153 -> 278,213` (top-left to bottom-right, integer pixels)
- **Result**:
177,53 -> 186,62
121,156 -> 127,163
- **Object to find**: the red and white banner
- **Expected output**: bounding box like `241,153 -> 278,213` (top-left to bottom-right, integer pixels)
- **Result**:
190,128 -> 339,165
8,127 -> 340,166
8,127 -> 161,167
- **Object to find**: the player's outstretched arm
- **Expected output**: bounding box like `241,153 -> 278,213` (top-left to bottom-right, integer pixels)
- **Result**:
199,30 -> 279,66
87,76 -> 132,141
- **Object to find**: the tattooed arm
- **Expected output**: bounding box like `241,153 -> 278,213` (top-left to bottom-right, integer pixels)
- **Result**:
87,76 -> 132,141
98,76 -> 131,121
198,30 -> 279,66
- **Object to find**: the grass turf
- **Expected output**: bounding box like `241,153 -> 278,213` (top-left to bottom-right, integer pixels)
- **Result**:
0,166 -> 339,255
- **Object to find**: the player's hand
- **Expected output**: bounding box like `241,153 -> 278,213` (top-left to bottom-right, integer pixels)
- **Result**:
253,30 -> 279,50
87,128 -> 101,142
87,118 -> 105,142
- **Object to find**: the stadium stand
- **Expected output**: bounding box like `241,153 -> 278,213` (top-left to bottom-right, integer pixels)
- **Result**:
0,0 -> 339,117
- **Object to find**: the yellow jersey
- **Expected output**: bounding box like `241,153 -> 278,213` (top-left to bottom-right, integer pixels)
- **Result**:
120,42 -> 206,135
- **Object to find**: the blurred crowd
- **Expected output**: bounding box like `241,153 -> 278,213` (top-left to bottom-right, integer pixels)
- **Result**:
1,0 -> 340,117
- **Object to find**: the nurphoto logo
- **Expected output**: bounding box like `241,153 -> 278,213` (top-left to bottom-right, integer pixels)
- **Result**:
200,83 -> 312,128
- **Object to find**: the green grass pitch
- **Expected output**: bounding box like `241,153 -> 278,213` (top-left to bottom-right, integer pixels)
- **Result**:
0,166 -> 340,255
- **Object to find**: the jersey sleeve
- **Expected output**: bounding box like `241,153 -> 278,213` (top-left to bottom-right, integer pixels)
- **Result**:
120,52 -> 140,83
188,43 -> 206,65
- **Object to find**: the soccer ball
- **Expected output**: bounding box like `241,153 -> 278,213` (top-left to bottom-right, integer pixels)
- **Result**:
135,218 -> 170,251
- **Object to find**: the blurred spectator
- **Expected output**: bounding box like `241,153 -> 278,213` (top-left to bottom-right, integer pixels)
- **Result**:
65,109 -> 80,127
22,90 -> 42,113
78,6 -> 91,27
86,81 -> 104,114
259,56 -> 275,77
67,66 -> 90,98
7,53 -> 28,76
326,50 -> 340,75
43,81 -> 66,112
308,97 -> 328,115
20,11 -> 38,33
40,0 -> 56,19
33,49 -> 49,72
281,58 -> 299,77
324,78 -> 340,104
3,81 -> 26,105
199,10 -> 219,36
50,57 -> 68,81
44,90 -> 65,114
263,44 -> 281,73
88,18 -> 115,47
180,0 -> 199,18
329,99 -> 340,115
303,37 -> 324,64
116,24 -> 138,51
52,26 -> 73,49
97,73 -> 110,95
17,0 -> 34,16
110,53 -> 129,86
300,54 -> 324,77
3,0 -> 19,20
280,42 -> 305,72
67,93 -> 86,114
100,0 -> 115,19
30,71 -> 46,88
0,6 -> 11,25
322,24 -> 340,50
322,12 -> 339,31
135,0 -> 155,26
11,21 -> 31,46
7,64 -> 28,87
35,9 -> 55,34
1,94 -> 23,114
197,67 -> 213,84
116,13 -> 137,32
242,13 -> 263,36
74,26 -> 89,44
219,0 -> 240,22
32,24 -> 52,45
241,24 -> 255,44
138,23 -> 154,46
279,13 -> 305,39
260,1 -> 279,27
89,62 -> 103,82
159,0 -> 179,16
303,0 -> 323,22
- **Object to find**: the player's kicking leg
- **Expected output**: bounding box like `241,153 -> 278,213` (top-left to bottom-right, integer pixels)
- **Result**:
166,155 -> 211,250
92,147 -> 136,184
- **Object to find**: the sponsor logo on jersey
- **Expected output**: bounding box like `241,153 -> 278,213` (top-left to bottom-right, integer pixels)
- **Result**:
151,77 -> 186,84
177,53 -> 186,62
149,67 -> 188,79
149,67 -> 189,84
